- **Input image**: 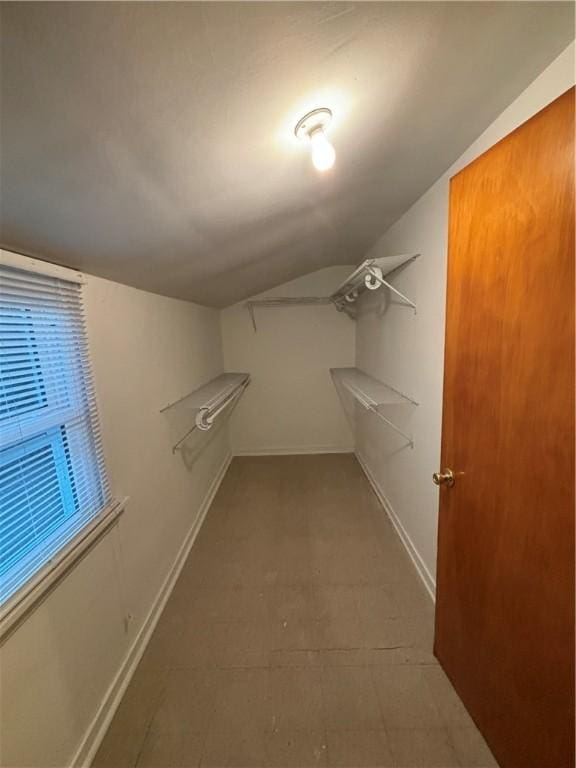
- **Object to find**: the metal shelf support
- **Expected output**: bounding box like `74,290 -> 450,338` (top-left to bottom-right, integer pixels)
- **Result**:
364,266 -> 417,311
331,253 -> 419,316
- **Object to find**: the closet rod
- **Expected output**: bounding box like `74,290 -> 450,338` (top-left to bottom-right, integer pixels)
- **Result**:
195,380 -> 249,431
172,381 -> 248,453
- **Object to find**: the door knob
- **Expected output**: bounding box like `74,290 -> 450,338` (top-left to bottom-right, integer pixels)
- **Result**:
433,468 -> 455,487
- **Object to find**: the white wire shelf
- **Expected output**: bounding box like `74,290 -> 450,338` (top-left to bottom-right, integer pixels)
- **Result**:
243,253 -> 418,330
160,372 -> 250,452
331,253 -> 419,313
330,367 -> 418,406
330,367 -> 417,447
245,297 -> 332,332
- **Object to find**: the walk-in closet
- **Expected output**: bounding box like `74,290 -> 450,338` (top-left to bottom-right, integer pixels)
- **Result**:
0,4 -> 574,768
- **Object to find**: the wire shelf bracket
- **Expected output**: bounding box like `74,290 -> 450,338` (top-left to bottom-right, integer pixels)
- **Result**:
330,367 -> 418,447
331,253 -> 419,316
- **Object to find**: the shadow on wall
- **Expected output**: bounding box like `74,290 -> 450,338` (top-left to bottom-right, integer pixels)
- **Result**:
179,417 -> 230,471
357,405 -> 417,459
161,399 -> 236,471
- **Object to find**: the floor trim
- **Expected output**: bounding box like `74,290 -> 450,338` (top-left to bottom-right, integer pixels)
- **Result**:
355,450 -> 436,602
72,450 -> 232,768
233,445 -> 354,456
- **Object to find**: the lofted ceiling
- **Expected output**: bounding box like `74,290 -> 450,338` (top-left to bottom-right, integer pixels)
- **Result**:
1,2 -> 573,307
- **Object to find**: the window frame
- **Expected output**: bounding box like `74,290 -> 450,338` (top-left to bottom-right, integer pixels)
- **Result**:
0,249 -> 126,639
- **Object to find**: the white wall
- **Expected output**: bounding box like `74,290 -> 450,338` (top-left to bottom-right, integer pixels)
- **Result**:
355,42 -> 575,594
222,267 -> 355,455
0,268 -> 230,767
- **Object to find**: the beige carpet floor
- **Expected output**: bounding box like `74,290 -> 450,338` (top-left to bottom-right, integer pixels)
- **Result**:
93,454 -> 497,768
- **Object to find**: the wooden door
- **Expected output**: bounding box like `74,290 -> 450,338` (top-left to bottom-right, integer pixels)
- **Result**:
435,88 -> 575,768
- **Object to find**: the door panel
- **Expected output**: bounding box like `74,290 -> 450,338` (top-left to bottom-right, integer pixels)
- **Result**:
435,89 -> 575,768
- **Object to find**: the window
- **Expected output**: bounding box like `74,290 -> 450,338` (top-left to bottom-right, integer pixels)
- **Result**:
0,261 -> 110,605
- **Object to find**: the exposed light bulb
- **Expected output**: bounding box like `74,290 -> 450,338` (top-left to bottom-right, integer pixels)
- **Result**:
309,127 -> 336,171
294,109 -> 335,173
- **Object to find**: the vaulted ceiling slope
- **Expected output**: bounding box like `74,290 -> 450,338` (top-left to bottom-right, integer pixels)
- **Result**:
1,2 -> 573,307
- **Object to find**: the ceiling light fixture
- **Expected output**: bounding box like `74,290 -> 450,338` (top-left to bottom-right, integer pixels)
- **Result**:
295,108 -> 335,172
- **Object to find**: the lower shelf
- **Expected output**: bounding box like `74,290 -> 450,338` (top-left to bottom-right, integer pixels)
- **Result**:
330,367 -> 417,447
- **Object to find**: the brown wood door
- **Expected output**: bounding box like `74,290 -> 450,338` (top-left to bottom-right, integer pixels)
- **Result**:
435,88 -> 575,768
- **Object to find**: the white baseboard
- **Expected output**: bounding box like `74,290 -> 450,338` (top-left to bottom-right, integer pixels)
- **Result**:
355,451 -> 436,602
233,445 -> 354,456
72,451 -> 232,768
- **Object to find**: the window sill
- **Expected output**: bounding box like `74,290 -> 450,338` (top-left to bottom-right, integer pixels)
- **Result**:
0,497 -> 128,643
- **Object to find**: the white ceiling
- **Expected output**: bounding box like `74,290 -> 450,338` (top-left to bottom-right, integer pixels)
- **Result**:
1,2 -> 573,307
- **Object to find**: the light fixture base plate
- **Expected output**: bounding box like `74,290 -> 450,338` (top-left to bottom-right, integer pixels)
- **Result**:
295,108 -> 332,139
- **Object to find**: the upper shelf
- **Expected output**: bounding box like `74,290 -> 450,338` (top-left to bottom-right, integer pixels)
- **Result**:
330,367 -> 418,407
160,372 -> 250,414
331,253 -> 419,314
243,253 -> 419,330
245,297 -> 333,332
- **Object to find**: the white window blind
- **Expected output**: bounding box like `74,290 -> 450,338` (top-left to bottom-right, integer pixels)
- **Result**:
0,263 -> 110,605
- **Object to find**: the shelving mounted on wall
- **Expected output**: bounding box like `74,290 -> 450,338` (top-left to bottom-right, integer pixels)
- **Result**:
244,253 -> 419,330
331,253 -> 419,317
160,372 -> 250,452
330,367 -> 418,447
245,297 -> 332,332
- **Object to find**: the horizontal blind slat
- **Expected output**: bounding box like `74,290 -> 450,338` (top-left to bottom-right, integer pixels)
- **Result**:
0,264 -> 110,604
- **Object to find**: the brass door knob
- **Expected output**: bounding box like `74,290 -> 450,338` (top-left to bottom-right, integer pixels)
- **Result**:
433,468 -> 455,487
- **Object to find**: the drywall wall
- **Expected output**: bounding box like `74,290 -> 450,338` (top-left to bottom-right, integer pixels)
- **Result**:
0,263 -> 229,768
222,267 -> 355,455
355,42 -> 575,595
